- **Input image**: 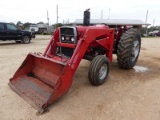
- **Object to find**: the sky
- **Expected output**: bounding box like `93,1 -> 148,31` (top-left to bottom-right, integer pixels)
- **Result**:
0,0 -> 160,26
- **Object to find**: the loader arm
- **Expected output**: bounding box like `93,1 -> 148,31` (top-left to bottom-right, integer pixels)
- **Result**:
68,28 -> 114,72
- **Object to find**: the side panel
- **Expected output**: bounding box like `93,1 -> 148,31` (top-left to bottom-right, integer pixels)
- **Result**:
0,23 -> 6,40
6,23 -> 22,40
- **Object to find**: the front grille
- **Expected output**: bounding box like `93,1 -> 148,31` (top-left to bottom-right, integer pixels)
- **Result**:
60,27 -> 77,44
59,26 -> 77,57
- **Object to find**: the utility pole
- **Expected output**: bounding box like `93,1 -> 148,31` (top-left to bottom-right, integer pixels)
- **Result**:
151,18 -> 155,32
101,10 -> 103,19
47,10 -> 49,26
153,18 -> 155,26
56,5 -> 59,24
47,10 -> 49,32
108,8 -> 110,19
145,10 -> 148,36
145,10 -> 148,23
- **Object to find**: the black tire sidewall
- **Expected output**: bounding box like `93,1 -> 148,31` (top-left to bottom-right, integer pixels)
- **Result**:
22,36 -> 30,44
88,55 -> 110,86
128,30 -> 141,68
117,28 -> 141,69
95,57 -> 109,85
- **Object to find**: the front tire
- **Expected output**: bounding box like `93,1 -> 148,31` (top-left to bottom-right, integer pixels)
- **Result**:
22,36 -> 30,44
88,55 -> 110,86
117,28 -> 141,69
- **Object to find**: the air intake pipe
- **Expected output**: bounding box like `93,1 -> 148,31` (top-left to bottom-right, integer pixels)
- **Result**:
83,9 -> 90,26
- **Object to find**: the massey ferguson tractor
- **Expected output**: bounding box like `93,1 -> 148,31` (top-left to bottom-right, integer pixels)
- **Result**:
9,9 -> 149,113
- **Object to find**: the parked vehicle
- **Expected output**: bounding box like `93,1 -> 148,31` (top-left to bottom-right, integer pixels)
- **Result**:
37,23 -> 48,34
29,24 -> 39,34
0,22 -> 33,44
149,30 -> 160,36
27,23 -> 49,35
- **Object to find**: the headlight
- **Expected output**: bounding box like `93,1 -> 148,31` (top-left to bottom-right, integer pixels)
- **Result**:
61,36 -> 64,41
71,37 -> 74,42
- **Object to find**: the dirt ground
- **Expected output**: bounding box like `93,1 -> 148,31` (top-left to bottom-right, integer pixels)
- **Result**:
0,35 -> 160,120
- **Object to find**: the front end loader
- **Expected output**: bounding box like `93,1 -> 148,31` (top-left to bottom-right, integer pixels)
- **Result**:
9,25 -> 114,113
9,9 -> 149,113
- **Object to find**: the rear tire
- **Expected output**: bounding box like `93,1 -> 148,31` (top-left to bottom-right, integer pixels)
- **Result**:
88,55 -> 110,86
117,28 -> 141,69
22,36 -> 30,44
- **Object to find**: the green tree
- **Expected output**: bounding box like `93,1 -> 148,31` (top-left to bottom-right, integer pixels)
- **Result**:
53,23 -> 63,28
23,22 -> 31,29
16,21 -> 23,26
37,22 -> 44,24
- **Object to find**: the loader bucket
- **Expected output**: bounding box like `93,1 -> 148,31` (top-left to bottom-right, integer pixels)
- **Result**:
9,53 -> 73,113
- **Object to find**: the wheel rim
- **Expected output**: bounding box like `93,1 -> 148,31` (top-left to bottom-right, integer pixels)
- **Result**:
24,36 -> 29,43
131,39 -> 140,62
99,64 -> 107,80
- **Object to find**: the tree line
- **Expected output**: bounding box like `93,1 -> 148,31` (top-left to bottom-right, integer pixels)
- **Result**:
11,21 -> 160,36
10,21 -> 72,29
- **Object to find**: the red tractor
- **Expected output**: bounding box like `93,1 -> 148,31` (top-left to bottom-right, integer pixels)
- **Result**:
9,9 -> 149,113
